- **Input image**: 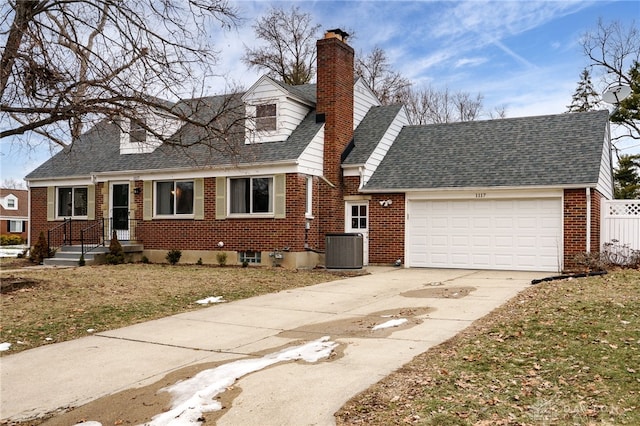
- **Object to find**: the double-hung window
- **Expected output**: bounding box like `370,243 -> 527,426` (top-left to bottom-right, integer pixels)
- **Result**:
155,181 -> 194,216
130,118 -> 147,143
57,187 -> 88,218
256,104 -> 276,131
9,220 -> 23,233
229,177 -> 273,215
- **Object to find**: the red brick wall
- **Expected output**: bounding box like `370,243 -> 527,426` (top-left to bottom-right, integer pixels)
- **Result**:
344,176 -> 405,264
564,188 -> 606,271
30,187 -> 49,244
1,220 -> 27,241
134,175 -> 310,252
368,193 -> 405,264
590,189 -> 604,253
30,175 -> 313,255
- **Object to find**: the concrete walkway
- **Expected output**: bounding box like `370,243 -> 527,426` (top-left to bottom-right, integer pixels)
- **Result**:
0,267 -> 543,425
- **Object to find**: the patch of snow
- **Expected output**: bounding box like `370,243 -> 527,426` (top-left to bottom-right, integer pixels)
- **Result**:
0,245 -> 27,258
73,422 -> 102,426
372,318 -> 408,331
0,342 -> 11,351
145,336 -> 337,426
45,337 -> 53,341
87,328 -> 95,333
195,296 -> 226,305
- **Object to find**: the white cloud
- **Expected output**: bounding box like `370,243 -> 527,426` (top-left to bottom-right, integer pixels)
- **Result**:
454,57 -> 488,69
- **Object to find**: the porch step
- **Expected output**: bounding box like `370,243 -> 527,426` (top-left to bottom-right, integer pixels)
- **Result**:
43,243 -> 144,267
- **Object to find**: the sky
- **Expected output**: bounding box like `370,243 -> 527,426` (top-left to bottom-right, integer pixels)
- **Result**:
1,0 -> 639,185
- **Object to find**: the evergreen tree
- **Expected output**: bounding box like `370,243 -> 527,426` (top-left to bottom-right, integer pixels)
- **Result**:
567,69 -> 600,112
613,154 -> 640,199
610,61 -> 640,137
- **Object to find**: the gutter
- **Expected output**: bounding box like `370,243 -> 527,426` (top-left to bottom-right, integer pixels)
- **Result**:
26,159 -> 300,185
359,184 -> 600,194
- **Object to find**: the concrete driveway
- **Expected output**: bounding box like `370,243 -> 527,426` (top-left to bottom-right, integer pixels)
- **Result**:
0,267 -> 544,424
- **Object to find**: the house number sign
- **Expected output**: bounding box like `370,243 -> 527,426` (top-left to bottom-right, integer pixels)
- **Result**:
475,193 -> 487,198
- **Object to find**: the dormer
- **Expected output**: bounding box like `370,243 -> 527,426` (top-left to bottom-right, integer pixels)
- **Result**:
119,107 -> 182,154
242,75 -> 315,144
1,193 -> 18,210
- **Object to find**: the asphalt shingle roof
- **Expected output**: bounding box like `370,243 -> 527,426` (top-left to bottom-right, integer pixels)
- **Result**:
363,110 -> 610,191
26,95 -> 323,180
344,104 -> 403,165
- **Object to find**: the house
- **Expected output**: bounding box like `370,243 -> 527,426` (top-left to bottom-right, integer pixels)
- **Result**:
0,188 -> 29,242
25,29 -> 613,272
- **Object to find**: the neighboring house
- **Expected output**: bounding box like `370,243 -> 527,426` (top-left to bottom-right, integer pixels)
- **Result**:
0,188 -> 29,242
26,29 -> 613,272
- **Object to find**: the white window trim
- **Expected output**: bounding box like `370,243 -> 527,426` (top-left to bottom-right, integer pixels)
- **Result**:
56,186 -> 89,219
153,180 -> 195,219
255,102 -> 278,133
9,220 -> 23,233
305,176 -> 314,219
227,176 -> 275,218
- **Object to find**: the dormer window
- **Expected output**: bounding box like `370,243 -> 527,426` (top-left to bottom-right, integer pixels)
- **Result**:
256,104 -> 277,131
130,118 -> 147,142
7,198 -> 15,209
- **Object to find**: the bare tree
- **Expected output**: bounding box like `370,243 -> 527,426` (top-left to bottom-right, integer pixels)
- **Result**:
0,0 -> 242,150
1,178 -> 26,189
242,6 -> 321,85
581,19 -> 640,141
355,47 -> 412,105
400,85 -> 486,125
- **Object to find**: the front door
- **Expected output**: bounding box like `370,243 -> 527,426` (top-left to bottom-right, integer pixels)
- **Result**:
345,201 -> 369,265
111,183 -> 130,240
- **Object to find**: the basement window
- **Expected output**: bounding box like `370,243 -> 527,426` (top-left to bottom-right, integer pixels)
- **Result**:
239,251 -> 261,264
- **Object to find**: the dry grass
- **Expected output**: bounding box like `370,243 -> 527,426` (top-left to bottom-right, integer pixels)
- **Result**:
336,269 -> 640,425
0,263 -> 355,355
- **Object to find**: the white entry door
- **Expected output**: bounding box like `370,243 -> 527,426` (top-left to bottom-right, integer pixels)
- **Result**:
345,201 -> 369,265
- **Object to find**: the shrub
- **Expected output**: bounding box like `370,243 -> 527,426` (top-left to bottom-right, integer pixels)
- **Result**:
78,254 -> 86,267
216,251 -> 227,266
29,231 -> 50,264
105,231 -> 125,265
242,260 -> 249,268
0,234 -> 24,246
141,255 -> 150,264
166,249 -> 182,265
196,257 -> 203,266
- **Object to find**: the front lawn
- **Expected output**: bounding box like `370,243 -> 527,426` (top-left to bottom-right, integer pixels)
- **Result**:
0,263 -> 350,355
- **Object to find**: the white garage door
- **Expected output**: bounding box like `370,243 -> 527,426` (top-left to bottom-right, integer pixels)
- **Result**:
407,198 -> 562,271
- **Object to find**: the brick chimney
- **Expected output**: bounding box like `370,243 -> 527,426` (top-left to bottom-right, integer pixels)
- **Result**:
316,29 -> 354,185
316,28 -> 354,239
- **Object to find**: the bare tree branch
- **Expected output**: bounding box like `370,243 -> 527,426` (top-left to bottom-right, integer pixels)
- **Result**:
1,0 -> 241,151
242,5 -> 320,85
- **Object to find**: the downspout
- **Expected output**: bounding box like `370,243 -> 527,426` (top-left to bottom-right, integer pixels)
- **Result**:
586,187 -> 591,253
27,182 -> 31,251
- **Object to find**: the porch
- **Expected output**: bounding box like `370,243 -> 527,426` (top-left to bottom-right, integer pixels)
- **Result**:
43,218 -> 143,266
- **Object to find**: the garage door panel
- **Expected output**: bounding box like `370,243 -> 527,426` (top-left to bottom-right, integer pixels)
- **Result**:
407,198 -> 562,272
495,236 -> 514,247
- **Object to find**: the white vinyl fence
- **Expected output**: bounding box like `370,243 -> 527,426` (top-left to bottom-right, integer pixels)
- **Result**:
601,200 -> 640,252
